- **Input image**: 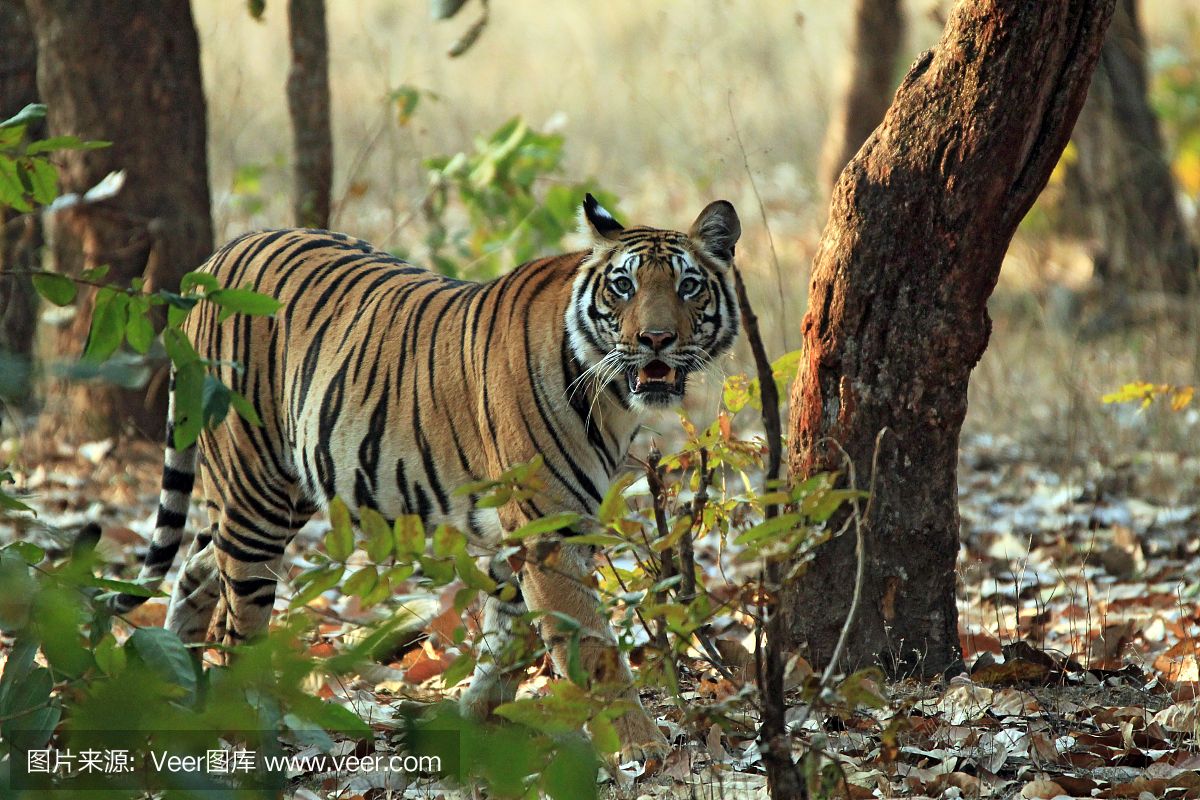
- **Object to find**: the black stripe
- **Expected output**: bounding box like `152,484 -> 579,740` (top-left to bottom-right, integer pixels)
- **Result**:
162,465 -> 194,493
155,506 -> 187,530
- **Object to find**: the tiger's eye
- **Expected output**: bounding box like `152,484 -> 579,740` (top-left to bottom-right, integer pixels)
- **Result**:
611,276 -> 634,295
678,278 -> 701,297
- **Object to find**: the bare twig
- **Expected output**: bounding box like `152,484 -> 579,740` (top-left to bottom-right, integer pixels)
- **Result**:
644,447 -> 676,656
679,447 -> 709,604
819,429 -> 887,688
734,262 -> 802,798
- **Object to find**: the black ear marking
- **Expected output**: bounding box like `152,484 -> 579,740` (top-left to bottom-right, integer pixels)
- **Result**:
582,193 -> 624,241
689,200 -> 741,264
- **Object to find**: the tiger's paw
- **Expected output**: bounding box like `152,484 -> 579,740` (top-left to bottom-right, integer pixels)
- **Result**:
613,709 -> 670,768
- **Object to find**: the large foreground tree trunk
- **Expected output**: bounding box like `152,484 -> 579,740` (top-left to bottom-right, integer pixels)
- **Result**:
1071,0 -> 1195,294
0,0 -> 42,412
27,0 -> 213,439
785,0 -> 1114,678
287,0 -> 333,229
817,0 -> 906,195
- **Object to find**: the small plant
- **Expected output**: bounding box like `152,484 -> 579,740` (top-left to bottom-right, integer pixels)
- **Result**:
423,116 -> 618,278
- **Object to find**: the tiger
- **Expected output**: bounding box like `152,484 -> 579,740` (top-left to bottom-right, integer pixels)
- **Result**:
108,194 -> 742,759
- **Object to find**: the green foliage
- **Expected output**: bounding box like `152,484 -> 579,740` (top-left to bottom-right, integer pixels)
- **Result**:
0,104 -> 108,213
423,117 -> 619,278
0,542 -> 390,796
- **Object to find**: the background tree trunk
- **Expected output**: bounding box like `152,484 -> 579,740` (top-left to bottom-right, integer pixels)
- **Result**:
26,0 -> 213,440
1070,0 -> 1195,295
0,0 -> 42,412
817,0 -> 906,196
785,0 -> 1114,678
287,0 -> 333,229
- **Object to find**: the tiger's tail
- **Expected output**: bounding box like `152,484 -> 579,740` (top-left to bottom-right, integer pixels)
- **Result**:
110,371 -> 197,613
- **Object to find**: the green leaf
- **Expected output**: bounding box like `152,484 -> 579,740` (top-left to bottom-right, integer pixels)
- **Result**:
454,551 -> 496,593
80,264 -> 110,283
173,360 -> 205,450
325,498 -> 355,561
432,524 -> 464,558
229,390 -> 263,427
180,270 -> 220,294
507,512 -> 581,541
30,272 -> 75,307
290,566 -> 344,607
0,487 -> 35,514
0,103 -> 46,130
440,653 -> 475,688
129,627 -> 197,705
598,472 -> 638,525
3,541 -> 45,564
25,157 -> 57,205
542,736 -> 600,800
83,288 -> 128,363
390,85 -> 422,125
124,295 -> 155,354
734,513 -> 803,547
201,374 -> 232,428
25,135 -> 110,154
0,665 -> 60,751
343,565 -> 378,597
163,326 -> 200,368
360,507 -> 393,562
589,715 -> 620,754
94,634 -> 127,676
296,697 -> 372,736
392,515 -> 425,557
208,287 -> 282,322
565,629 -> 587,687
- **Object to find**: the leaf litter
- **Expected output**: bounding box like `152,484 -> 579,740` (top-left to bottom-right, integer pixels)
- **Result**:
4,428 -> 1200,798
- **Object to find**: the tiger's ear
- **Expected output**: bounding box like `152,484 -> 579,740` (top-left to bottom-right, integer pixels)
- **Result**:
689,200 -> 741,266
580,193 -> 623,244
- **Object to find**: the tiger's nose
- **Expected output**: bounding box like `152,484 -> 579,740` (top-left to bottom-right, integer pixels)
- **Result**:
638,329 -> 677,352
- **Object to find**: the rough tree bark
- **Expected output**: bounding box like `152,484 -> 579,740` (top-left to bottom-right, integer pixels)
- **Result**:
0,0 -> 42,410
817,0 -> 906,195
1071,0 -> 1195,294
287,0 -> 333,229
26,0 -> 213,439
785,0 -> 1115,679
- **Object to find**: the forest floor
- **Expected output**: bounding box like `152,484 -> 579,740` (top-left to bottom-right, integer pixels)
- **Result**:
3,421 -> 1200,799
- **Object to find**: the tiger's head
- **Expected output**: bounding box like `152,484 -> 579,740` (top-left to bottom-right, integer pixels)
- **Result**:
567,194 -> 742,410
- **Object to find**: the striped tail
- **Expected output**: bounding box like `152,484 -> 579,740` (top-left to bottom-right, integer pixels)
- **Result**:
110,374 -> 197,613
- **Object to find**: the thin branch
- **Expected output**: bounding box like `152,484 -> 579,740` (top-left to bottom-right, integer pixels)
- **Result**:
679,447 -> 709,604
644,447 -> 676,657
728,93 -> 788,354
820,429 -> 887,687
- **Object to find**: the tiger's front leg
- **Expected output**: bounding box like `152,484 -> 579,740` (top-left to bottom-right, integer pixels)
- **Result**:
519,536 -> 668,761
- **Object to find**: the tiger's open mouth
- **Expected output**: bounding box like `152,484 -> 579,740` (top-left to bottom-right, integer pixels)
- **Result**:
626,360 -> 687,400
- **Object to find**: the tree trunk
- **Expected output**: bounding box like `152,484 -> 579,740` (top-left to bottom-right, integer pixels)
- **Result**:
0,0 -> 42,412
785,0 -> 1114,678
26,0 -> 213,440
1071,0 -> 1195,294
817,0 -> 906,195
287,0 -> 333,229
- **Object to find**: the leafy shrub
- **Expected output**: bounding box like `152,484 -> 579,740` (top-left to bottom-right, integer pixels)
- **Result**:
423,117 -> 619,278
